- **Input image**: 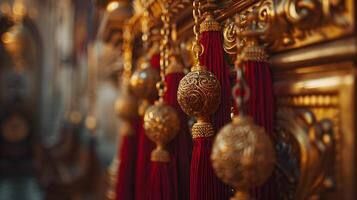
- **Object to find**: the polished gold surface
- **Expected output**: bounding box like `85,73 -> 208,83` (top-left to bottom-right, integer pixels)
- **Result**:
129,64 -> 160,102
260,0 -> 354,51
270,37 -> 357,71
177,0 -> 221,139
230,191 -> 250,200
199,12 -> 220,33
191,120 -> 215,139
144,101 -> 180,162
177,69 -> 221,118
211,116 -> 275,197
98,0 -> 357,198
223,0 -> 354,54
274,64 -> 356,199
143,1 -> 180,163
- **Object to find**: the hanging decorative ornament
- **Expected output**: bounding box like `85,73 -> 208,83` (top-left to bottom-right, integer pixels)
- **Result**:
199,0 -> 232,133
211,12 -> 276,200
130,6 -> 160,116
239,9 -> 277,200
211,114 -> 275,200
163,27 -> 191,200
133,5 -> 160,200
144,2 -> 180,199
130,64 -> 160,115
177,0 -> 220,142
177,1 -> 225,200
144,100 -> 179,162
114,24 -> 139,200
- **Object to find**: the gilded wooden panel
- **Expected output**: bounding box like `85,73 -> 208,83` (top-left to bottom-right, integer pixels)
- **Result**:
274,63 -> 356,199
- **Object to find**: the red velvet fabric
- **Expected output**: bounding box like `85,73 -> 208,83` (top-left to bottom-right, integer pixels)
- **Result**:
116,120 -> 139,200
146,162 -> 176,200
164,72 -> 191,200
244,61 -> 276,200
188,31 -> 231,200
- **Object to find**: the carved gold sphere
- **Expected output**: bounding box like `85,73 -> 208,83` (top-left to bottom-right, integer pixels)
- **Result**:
144,100 -> 180,162
211,116 -> 275,192
130,61 -> 160,100
114,89 -> 138,120
177,69 -> 221,118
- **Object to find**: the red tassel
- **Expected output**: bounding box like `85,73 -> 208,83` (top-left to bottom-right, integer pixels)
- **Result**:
134,54 -> 160,200
244,61 -> 277,200
199,31 -> 231,132
135,117 -> 155,200
190,138 -> 231,200
150,54 -> 161,70
189,28 -> 232,200
146,162 -> 176,200
115,120 -> 139,200
164,72 -> 191,200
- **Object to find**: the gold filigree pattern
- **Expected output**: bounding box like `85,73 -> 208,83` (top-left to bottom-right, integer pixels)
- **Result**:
223,0 -> 353,53
200,13 -> 221,33
276,107 -> 337,200
191,121 -> 214,138
177,70 -> 221,118
144,101 -> 180,162
211,116 -> 275,190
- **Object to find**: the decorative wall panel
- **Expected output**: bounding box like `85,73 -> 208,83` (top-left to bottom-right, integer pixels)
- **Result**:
274,63 -> 356,199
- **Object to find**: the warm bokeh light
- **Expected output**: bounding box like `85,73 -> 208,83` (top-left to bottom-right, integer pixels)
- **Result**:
2,31 -> 14,44
106,1 -> 119,12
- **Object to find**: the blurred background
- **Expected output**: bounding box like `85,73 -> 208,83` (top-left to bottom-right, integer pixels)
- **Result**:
0,0 -> 126,199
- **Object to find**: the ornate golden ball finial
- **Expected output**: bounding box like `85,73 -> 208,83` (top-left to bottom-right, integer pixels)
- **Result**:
143,0 -> 180,162
144,100 -> 180,162
130,60 -> 160,115
177,70 -> 221,138
130,60 -> 160,100
211,11 -> 275,199
177,0 -> 221,139
211,116 -> 275,200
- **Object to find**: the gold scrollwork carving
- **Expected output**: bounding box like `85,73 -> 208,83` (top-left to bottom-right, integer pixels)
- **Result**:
276,103 -> 337,199
223,0 -> 353,53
